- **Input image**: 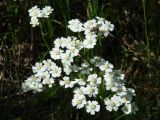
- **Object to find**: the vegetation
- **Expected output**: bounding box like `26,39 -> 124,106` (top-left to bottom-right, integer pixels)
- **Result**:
0,0 -> 160,119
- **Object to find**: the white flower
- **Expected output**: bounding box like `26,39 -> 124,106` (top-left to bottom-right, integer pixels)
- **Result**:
99,23 -> 109,32
68,19 -> 84,32
75,79 -> 86,86
104,71 -> 126,92
83,32 -> 97,49
28,6 -> 42,18
54,38 -> 64,48
97,19 -> 114,37
63,65 -> 72,75
32,82 -> 43,92
117,73 -> 125,80
120,96 -> 131,104
121,103 -> 132,114
127,88 -> 136,97
104,73 -> 113,85
103,31 -> 110,37
111,95 -> 122,106
74,40 -> 84,50
83,85 -> 98,97
66,46 -> 79,57
42,59 -> 56,70
26,75 -> 40,82
22,17 -> 137,115
104,98 -> 118,112
105,21 -> 114,32
59,77 -> 75,88
50,66 -> 62,78
61,52 -> 73,65
83,39 -> 97,49
32,62 -> 46,73
73,87 -> 85,97
105,80 -> 120,92
22,78 -> 43,93
118,88 -> 136,104
104,95 -> 122,112
22,76 -> 41,92
22,83 -> 29,92
54,37 -> 75,49
41,6 -> 53,18
81,62 -> 90,68
42,77 -> 54,87
85,32 -> 97,40
120,93 -> 133,104
28,6 -> 54,27
104,98 -> 115,112
35,71 -> 49,80
87,74 -> 101,86
30,17 -> 39,27
72,95 -> 86,109
62,37 -> 73,48
99,61 -> 113,73
83,19 -> 97,34
116,86 -> 127,96
96,16 -> 105,24
86,101 -> 100,115
50,47 -> 63,60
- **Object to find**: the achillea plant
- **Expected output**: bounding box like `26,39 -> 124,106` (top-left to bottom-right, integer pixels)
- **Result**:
22,5 -> 138,116
28,6 -> 53,27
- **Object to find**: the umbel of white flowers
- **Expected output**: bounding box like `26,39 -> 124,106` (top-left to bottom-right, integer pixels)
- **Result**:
22,8 -> 138,115
28,6 -> 53,27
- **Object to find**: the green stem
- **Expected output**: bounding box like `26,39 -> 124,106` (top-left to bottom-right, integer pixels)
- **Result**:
40,23 -> 50,52
115,114 -> 126,120
78,32 -> 83,41
142,0 -> 150,65
51,19 -> 65,28
87,0 -> 98,19
47,18 -> 54,44
98,37 -> 103,56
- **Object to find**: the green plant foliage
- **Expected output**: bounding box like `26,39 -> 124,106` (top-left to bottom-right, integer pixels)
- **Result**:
0,0 -> 160,120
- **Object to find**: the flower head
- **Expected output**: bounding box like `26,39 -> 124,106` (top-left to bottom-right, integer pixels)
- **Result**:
86,101 -> 100,115
41,6 -> 53,18
68,19 -> 84,32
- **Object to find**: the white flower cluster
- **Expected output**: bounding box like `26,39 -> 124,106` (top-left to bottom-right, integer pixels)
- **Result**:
28,6 -> 53,27
22,59 -> 61,92
67,17 -> 114,48
69,57 -> 138,115
22,17 -> 138,115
